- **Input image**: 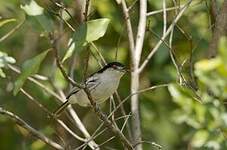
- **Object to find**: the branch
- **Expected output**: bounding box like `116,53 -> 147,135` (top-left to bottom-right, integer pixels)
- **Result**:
147,5 -> 184,16
0,20 -> 25,42
49,33 -> 84,88
130,0 -> 147,149
20,89 -> 86,142
8,64 -> 99,150
139,0 -> 192,73
134,0 -> 147,65
120,0 -> 135,59
0,107 -> 63,150
83,87 -> 134,150
207,0 -> 227,58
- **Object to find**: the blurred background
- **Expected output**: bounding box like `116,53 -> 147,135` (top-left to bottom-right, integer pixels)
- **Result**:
0,0 -> 227,149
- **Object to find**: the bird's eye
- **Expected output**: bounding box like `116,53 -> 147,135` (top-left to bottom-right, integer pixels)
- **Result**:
112,64 -> 117,69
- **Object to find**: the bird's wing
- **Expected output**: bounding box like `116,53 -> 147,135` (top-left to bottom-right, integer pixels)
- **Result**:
66,86 -> 80,99
85,74 -> 100,91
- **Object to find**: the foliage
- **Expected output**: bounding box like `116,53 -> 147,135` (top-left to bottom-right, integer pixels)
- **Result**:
0,0 -> 226,150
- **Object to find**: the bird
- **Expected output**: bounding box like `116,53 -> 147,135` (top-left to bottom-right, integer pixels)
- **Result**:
53,62 -> 127,116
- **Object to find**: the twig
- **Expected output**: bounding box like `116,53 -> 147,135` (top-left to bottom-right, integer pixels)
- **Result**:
120,0 -> 135,59
127,0 -> 138,12
20,89 -> 86,142
0,107 -> 63,150
134,140 -> 162,150
76,113 -> 132,150
83,87 -> 134,150
49,34 -> 84,88
8,64 -> 99,149
0,20 -> 24,42
139,0 -> 193,73
162,0 -> 167,36
147,5 -> 184,16
109,84 -> 169,119
90,42 -> 106,64
115,92 -> 133,141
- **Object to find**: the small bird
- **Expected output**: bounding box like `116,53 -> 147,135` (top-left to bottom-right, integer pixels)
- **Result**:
53,62 -> 127,116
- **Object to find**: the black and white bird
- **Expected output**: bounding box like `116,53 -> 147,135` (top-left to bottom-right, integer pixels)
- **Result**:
54,62 -> 127,116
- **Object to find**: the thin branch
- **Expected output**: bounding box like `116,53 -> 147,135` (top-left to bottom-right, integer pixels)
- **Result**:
109,84 -> 169,119
162,0 -> 167,36
76,113 -> 132,150
134,140 -> 162,150
83,87 -> 134,150
90,42 -> 106,64
147,5 -> 184,16
49,34 -> 84,88
20,89 -> 86,142
139,0 -> 193,73
120,0 -> 135,59
0,20 -> 25,42
0,107 -> 63,150
134,0 -> 147,65
115,92 -> 133,141
8,64 -> 99,150
128,0 -> 138,12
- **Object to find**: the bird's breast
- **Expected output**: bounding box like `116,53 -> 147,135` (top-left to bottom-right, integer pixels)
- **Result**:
90,78 -> 120,102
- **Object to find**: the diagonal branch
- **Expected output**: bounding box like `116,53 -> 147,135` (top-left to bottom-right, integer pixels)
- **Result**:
7,64 -> 99,150
139,0 -> 193,73
0,107 -> 63,150
49,33 -> 84,88
83,87 -> 134,150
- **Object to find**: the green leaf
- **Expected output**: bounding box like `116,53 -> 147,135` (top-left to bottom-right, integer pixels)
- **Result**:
191,130 -> 209,147
0,51 -> 16,66
85,18 -> 110,42
20,0 -> 44,16
218,36 -> 227,65
0,51 -> 16,78
13,50 -> 50,95
62,38 -> 75,63
63,18 -> 110,62
21,0 -> 54,32
0,18 -> 16,28
0,69 -> 6,78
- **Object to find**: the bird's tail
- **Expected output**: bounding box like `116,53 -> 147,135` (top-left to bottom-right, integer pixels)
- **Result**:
53,100 -> 70,117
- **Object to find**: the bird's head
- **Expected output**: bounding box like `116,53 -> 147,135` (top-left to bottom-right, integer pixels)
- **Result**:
97,62 -> 127,78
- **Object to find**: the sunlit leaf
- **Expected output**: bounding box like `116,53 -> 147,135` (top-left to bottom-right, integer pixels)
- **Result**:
0,69 -> 5,78
0,18 -> 16,28
218,36 -> 227,65
191,130 -> 208,147
21,0 -> 54,32
62,38 -> 75,62
20,0 -> 44,16
195,58 -> 221,72
13,50 -> 50,95
31,140 -> 45,150
85,18 -> 110,42
63,18 -> 110,62
94,0 -> 123,33
0,51 -> 16,78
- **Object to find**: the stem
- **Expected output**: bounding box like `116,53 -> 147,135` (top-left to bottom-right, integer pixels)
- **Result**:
0,107 -> 63,150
